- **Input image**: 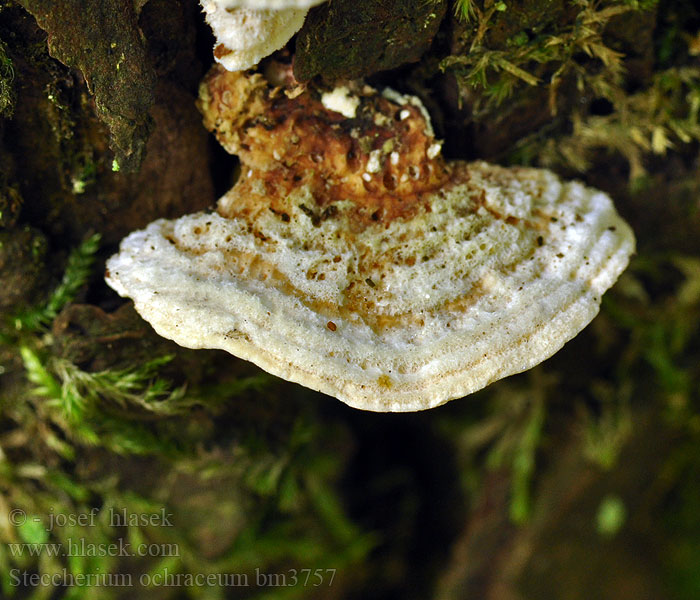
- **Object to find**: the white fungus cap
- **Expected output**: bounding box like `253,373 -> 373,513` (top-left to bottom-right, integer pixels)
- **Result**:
200,0 -> 326,71
106,162 -> 635,412
107,72 -> 635,412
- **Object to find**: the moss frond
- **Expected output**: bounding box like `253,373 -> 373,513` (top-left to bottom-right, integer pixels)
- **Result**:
20,345 -> 63,403
534,66 -> 700,177
441,0 -> 638,113
51,355 -> 186,418
454,0 -> 476,22
12,233 -> 101,332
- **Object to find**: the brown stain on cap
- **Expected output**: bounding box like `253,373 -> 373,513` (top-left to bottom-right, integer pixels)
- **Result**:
199,65 -> 450,227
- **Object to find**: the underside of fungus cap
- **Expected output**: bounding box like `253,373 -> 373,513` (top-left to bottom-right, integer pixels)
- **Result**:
106,67 -> 635,412
200,0 -> 325,71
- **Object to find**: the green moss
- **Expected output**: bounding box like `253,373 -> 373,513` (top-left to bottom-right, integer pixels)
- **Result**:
454,0 -> 476,22
442,0 -> 638,113
10,233 -> 100,333
596,495 -> 627,537
0,39 -> 15,117
436,370 -> 552,524
71,157 -> 97,194
0,228 -> 372,598
526,66 -> 700,178
1,344 -> 373,597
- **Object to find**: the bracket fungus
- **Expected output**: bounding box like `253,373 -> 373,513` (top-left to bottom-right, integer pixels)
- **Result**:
200,0 -> 326,71
106,65 -> 635,412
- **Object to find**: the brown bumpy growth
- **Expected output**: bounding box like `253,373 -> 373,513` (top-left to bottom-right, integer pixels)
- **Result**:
198,64 -> 451,225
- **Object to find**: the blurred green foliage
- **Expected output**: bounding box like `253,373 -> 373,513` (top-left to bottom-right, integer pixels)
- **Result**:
0,237 -> 374,599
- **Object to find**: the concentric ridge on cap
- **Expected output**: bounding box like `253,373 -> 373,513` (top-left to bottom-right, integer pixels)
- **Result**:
106,158 -> 635,411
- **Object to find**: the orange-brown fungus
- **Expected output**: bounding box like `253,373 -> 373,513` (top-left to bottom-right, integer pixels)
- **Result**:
197,64 -> 450,225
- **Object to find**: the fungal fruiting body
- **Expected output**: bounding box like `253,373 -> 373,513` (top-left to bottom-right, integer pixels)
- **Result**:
200,0 -> 326,71
106,66 -> 635,412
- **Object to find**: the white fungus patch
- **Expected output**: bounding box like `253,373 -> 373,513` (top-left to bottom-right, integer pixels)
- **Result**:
321,86 -> 361,118
427,142 -> 442,159
366,150 -> 383,173
200,0 -> 327,71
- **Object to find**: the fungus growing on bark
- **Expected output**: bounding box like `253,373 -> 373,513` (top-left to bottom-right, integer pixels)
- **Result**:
106,65 -> 635,412
200,0 -> 326,71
